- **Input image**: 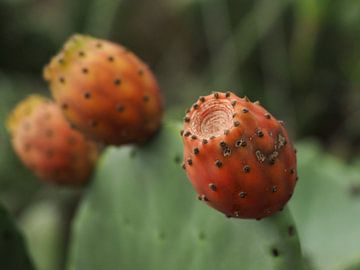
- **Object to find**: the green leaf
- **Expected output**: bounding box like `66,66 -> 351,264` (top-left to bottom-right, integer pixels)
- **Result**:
67,121 -> 304,270
0,204 -> 34,270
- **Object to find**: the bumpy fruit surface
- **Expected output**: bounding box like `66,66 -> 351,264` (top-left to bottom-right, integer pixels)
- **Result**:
7,95 -> 99,185
43,34 -> 164,145
181,92 -> 298,219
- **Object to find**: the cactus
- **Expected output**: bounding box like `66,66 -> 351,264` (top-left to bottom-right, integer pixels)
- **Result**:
289,141 -> 360,270
67,121 -> 305,270
18,199 -> 66,270
0,203 -> 34,270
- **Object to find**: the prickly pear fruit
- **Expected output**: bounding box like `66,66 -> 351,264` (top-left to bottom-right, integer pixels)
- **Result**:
7,95 -> 99,185
43,34 -> 164,145
181,92 -> 298,219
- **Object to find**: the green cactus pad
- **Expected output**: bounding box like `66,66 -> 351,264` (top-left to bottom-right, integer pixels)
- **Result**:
18,200 -> 66,270
67,121 -> 304,270
289,141 -> 360,270
0,204 -> 34,270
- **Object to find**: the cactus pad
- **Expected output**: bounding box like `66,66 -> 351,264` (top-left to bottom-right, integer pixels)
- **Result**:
67,121 -> 304,270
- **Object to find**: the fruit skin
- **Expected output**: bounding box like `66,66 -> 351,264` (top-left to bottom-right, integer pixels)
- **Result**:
43,34 -> 164,146
181,91 -> 298,219
6,95 -> 99,186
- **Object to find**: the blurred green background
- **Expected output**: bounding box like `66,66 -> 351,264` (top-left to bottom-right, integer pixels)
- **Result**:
0,0 -> 359,269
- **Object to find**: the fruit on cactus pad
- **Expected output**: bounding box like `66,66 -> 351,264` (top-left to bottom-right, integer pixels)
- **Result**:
43,34 -> 164,145
6,95 -> 99,185
181,92 -> 298,219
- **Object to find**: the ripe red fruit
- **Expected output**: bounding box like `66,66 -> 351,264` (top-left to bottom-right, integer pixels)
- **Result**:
7,95 -> 99,186
43,34 -> 164,145
181,92 -> 298,220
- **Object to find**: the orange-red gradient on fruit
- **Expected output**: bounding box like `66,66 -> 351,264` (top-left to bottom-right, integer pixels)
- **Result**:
7,95 -> 99,185
181,92 -> 297,220
43,34 -> 164,145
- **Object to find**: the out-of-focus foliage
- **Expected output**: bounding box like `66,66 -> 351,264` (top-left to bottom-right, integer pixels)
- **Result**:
1,0 -> 359,157
0,203 -> 34,270
18,200 -> 64,270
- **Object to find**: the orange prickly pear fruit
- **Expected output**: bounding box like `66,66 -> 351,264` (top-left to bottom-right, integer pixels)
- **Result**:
7,95 -> 99,186
181,91 -> 298,220
43,34 -> 164,145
